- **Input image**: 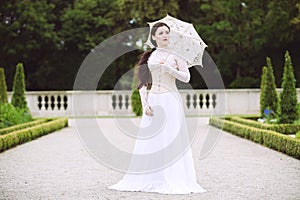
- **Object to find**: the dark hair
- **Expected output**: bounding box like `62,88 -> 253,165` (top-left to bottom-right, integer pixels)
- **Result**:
137,22 -> 170,89
150,22 -> 170,47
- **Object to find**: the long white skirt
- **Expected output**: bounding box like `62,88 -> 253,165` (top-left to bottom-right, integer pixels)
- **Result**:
108,91 -> 207,194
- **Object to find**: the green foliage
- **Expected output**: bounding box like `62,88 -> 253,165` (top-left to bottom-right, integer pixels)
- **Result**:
0,0 -> 300,90
0,68 -> 8,104
262,57 -> 279,115
229,76 -> 259,88
265,1 -> 299,46
0,0 -> 60,89
0,118 -> 68,153
187,0 -> 300,88
11,63 -> 29,110
279,51 -> 298,123
298,103 -> 300,119
131,65 -> 143,116
209,117 -> 300,159
260,66 -> 268,117
114,0 -> 179,28
296,131 -> 300,139
229,116 -> 300,135
264,106 -> 279,124
61,0 -> 114,51
131,89 -> 142,116
0,118 -> 49,135
0,103 -> 32,128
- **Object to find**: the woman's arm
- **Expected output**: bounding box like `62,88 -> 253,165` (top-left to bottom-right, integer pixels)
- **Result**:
162,57 -> 190,83
138,85 -> 153,116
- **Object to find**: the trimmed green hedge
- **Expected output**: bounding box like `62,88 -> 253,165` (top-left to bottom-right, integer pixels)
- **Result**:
0,118 -> 49,135
0,118 -> 68,153
229,116 -> 300,134
209,117 -> 300,160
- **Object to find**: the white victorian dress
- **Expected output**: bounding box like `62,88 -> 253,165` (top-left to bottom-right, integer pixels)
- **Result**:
108,48 -> 207,194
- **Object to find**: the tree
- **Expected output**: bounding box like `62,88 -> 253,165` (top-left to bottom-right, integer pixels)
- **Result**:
229,76 -> 259,88
11,63 -> 29,110
0,68 -> 8,104
0,0 -> 60,90
1,0 -> 299,90
265,0 -> 299,47
61,0 -> 114,52
112,0 -> 179,30
279,51 -> 298,123
262,57 -> 279,115
184,0 -> 300,88
260,66 -> 267,117
193,0 -> 270,86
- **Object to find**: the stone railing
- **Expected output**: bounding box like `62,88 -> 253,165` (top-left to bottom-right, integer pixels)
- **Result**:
7,89 -> 300,117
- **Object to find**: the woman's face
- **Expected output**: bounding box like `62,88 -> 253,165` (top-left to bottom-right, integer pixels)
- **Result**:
152,26 -> 170,48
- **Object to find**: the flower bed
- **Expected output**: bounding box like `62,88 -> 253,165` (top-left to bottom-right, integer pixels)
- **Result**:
228,116 -> 300,135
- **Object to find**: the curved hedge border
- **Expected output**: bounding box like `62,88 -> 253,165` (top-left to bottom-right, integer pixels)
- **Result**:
209,117 -> 300,160
0,118 -> 68,153
229,116 -> 300,134
0,118 -> 49,135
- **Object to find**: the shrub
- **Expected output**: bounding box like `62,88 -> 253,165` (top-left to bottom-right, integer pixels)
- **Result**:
11,63 -> 29,111
296,131 -> 300,139
0,118 -> 49,135
0,118 -> 68,152
0,68 -> 8,104
131,89 -> 142,116
0,103 -> 32,128
279,51 -> 298,123
209,117 -> 300,159
229,116 -> 300,134
296,103 -> 300,124
131,66 -> 143,116
262,57 -> 279,116
260,66 -> 267,117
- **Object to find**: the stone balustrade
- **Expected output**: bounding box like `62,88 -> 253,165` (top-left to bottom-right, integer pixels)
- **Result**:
7,89 -> 300,117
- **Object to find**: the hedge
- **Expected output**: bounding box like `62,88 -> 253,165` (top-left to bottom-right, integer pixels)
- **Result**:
0,118 -> 49,135
209,117 -> 300,160
0,118 -> 68,153
229,116 -> 300,135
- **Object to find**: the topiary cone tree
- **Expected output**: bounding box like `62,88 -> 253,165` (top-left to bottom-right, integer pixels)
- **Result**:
260,66 -> 267,117
279,51 -> 298,123
0,68 -> 8,104
262,57 -> 279,115
11,63 -> 29,110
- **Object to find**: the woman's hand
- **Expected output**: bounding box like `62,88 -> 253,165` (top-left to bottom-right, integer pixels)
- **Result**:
161,63 -> 176,73
160,60 -> 177,73
160,60 -> 190,83
145,104 -> 153,116
139,85 -> 153,116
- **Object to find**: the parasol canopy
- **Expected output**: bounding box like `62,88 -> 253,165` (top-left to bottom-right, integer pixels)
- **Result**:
145,14 -> 208,67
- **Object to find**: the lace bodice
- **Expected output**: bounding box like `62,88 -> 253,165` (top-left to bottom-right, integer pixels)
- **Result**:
147,48 -> 190,94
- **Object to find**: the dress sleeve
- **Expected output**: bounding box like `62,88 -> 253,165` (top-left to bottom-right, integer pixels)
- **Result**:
162,56 -> 190,83
175,56 -> 189,73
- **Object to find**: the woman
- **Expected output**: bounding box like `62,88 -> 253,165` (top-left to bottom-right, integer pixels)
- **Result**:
108,22 -> 207,194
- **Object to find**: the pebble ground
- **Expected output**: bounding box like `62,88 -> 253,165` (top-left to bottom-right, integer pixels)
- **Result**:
0,118 -> 299,200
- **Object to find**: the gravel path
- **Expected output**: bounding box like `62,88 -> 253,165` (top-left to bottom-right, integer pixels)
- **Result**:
0,118 -> 299,200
